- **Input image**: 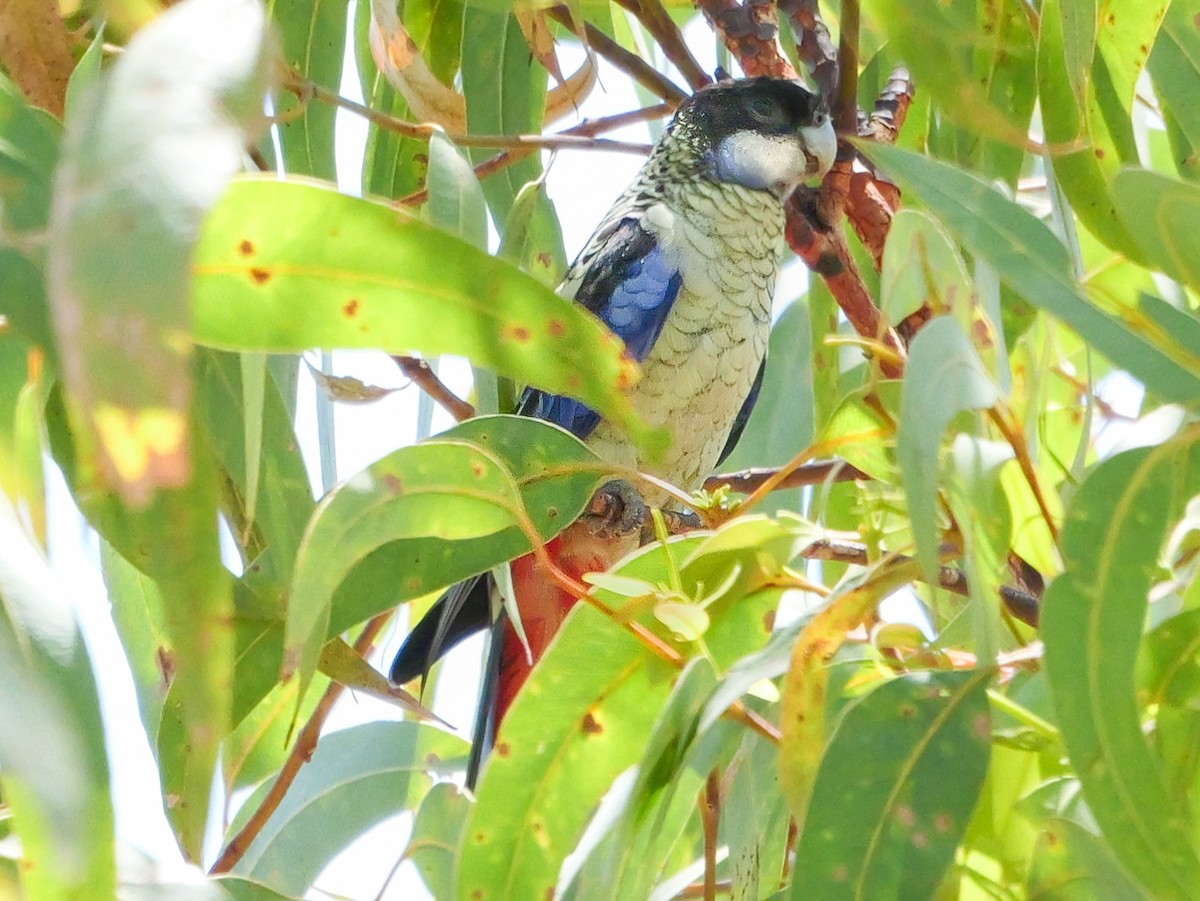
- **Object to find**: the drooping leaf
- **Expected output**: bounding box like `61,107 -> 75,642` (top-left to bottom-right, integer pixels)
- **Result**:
425,131 -> 489,247
499,179 -> 568,287
46,0 -> 273,501
1038,0 -> 1143,261
1042,438 -> 1200,901
898,317 -> 1002,582
45,388 -> 233,860
779,558 -> 924,825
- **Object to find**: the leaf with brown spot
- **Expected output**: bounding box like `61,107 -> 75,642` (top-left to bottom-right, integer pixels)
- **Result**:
193,179 -> 665,456
790,670 -> 991,900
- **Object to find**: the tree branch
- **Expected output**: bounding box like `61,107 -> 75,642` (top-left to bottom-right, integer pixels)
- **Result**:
694,0 -> 795,78
705,459 -> 870,493
550,7 -> 690,105
209,613 -> 392,874
396,102 -> 674,207
289,73 -> 651,155
611,0 -> 712,90
391,355 -> 475,422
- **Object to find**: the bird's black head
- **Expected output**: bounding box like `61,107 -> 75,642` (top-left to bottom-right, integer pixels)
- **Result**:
666,77 -> 836,197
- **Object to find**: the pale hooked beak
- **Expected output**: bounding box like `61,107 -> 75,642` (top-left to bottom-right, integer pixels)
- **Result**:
800,113 -> 837,178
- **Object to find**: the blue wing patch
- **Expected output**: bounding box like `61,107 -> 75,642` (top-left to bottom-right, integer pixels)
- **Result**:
519,217 -> 682,440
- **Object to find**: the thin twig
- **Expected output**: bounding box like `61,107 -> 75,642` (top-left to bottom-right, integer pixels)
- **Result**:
989,406 -> 1060,541
551,7 -> 690,105
209,613 -> 392,874
611,0 -> 712,90
291,74 -> 650,154
397,102 -> 674,207
391,355 -> 475,422
802,539 -> 1041,626
705,459 -> 870,494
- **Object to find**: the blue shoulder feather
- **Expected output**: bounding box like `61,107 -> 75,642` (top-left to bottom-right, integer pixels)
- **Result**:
519,216 -> 681,439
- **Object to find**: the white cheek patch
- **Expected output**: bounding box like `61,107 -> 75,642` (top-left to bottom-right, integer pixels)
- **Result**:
713,132 -> 809,193
713,118 -> 838,195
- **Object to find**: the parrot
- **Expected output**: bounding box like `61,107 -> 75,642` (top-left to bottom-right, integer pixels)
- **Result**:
390,76 -> 837,777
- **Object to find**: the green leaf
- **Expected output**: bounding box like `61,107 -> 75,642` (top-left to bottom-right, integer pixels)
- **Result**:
46,389 -> 233,860
404,0 -> 464,85
1028,818 -> 1153,901
425,131 -> 489,248
192,178 -> 662,451
408,783 -> 472,900
0,333 -> 45,541
100,539 -> 170,740
898,317 -> 1001,582
197,349 -> 314,586
263,0 -> 346,179
284,415 -> 607,697
499,179 -> 568,286
47,0 -> 273,502
863,142 -> 1200,404
880,210 -> 971,325
866,0 -> 1036,177
0,73 -> 61,356
456,602 -> 676,901
1141,608 -> 1200,709
0,71 -> 60,232
820,382 -> 901,484
1038,0 -> 1144,260
1096,0 -> 1170,113
578,663 -> 734,901
215,875 -> 302,901
64,25 -> 105,123
353,0 -> 428,200
0,495 -> 116,899
945,436 -> 1014,665
724,731 -> 791,901
1113,169 -> 1200,294
790,670 -> 992,901
461,8 -> 546,221
1042,439 -> 1200,901
1149,0 -> 1200,155
229,721 -> 467,896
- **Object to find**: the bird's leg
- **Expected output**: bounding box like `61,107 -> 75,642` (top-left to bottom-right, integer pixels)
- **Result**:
579,479 -> 648,539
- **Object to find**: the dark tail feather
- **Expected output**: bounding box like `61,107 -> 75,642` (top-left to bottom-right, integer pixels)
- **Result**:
466,617 -> 505,788
389,576 -> 491,685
